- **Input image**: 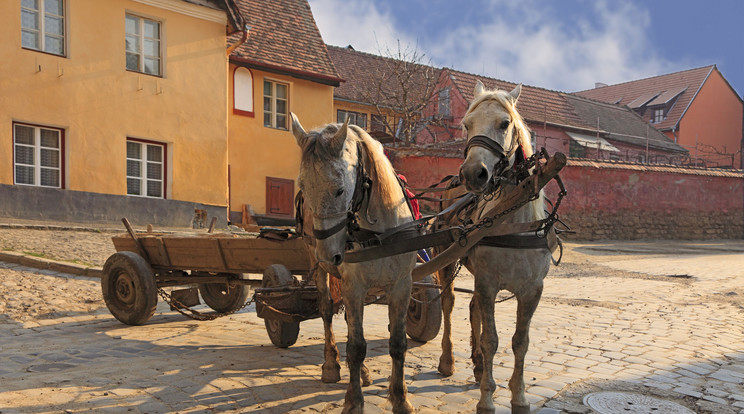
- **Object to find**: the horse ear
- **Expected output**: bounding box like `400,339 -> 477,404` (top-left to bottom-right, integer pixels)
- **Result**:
330,117 -> 349,155
291,112 -> 308,148
508,84 -> 522,103
474,80 -> 486,98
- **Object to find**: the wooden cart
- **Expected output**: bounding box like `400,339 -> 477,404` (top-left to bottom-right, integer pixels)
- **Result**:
102,225 -> 442,348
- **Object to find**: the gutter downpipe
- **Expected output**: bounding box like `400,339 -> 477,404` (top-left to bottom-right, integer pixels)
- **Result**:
226,25 -> 250,56
225,25 -> 249,223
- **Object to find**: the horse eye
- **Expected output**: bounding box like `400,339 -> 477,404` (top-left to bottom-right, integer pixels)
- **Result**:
500,121 -> 510,130
335,188 -> 345,197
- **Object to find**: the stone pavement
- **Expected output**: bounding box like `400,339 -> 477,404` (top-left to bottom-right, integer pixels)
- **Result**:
0,241 -> 743,413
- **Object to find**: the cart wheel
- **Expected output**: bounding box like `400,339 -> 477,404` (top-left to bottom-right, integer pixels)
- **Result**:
262,264 -> 300,348
406,274 -> 442,342
198,274 -> 249,313
101,251 -> 158,326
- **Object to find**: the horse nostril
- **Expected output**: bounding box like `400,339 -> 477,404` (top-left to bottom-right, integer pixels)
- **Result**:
476,166 -> 488,183
332,254 -> 343,266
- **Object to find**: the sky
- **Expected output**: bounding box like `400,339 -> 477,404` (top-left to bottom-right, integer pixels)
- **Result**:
307,0 -> 744,96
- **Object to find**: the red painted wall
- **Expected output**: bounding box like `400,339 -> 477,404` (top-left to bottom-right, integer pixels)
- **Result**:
392,150 -> 744,239
678,70 -> 744,168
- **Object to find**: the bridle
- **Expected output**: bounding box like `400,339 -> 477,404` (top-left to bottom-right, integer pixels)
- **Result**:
463,121 -> 521,185
308,142 -> 373,241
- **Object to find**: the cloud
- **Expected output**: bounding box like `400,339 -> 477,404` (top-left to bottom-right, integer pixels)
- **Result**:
307,0 -> 417,54
308,0 -> 680,92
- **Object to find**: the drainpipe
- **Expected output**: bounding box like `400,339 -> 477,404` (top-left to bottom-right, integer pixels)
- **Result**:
226,25 -> 251,56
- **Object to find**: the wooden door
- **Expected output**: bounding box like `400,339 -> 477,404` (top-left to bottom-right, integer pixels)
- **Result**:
266,177 -> 294,218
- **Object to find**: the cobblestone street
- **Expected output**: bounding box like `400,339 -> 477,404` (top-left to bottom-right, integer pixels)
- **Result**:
0,223 -> 743,413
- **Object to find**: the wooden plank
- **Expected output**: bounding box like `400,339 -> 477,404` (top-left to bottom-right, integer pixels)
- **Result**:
220,237 -> 311,274
162,237 -> 225,271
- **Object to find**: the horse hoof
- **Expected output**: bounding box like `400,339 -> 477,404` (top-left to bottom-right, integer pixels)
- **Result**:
321,363 -> 341,383
361,366 -> 372,386
438,361 -> 455,377
321,371 -> 341,383
511,403 -> 530,414
392,400 -> 414,414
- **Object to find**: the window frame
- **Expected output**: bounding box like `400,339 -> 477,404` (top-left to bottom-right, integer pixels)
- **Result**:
337,110 -> 367,129
125,13 -> 163,77
12,122 -> 65,189
126,138 -> 167,199
233,67 -> 255,117
438,87 -> 451,118
21,0 -> 67,56
263,79 -> 289,130
653,108 -> 664,123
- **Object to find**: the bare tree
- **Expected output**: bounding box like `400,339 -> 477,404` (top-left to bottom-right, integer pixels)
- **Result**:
356,41 -> 442,146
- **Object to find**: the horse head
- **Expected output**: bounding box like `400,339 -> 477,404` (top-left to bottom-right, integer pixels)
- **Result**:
292,113 -> 359,266
460,80 -> 529,194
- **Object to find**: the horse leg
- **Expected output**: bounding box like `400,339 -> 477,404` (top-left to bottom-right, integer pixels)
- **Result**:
387,276 -> 414,414
474,285 -> 498,414
438,264 -> 456,377
316,270 -> 341,383
470,294 -> 484,383
509,286 -> 543,414
342,291 -> 366,414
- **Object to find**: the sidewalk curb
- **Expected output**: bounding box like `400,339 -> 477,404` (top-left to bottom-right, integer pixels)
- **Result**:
0,251 -> 102,278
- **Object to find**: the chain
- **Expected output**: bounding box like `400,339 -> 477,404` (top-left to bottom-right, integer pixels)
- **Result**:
157,287 -> 255,322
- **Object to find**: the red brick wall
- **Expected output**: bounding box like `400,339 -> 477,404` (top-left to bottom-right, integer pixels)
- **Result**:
544,162 -> 743,239
393,151 -> 744,240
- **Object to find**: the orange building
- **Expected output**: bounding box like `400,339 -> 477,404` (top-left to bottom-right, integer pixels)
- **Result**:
0,0 -> 243,226
226,0 -> 342,225
576,65 -> 744,169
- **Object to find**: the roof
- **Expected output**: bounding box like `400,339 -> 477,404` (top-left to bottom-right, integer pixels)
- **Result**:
563,94 -> 687,153
443,69 -> 589,130
327,45 -> 441,109
182,0 -> 244,31
229,0 -> 342,86
443,68 -> 685,153
573,65 -> 716,131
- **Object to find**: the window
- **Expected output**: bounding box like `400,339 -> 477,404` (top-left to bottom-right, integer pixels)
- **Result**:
438,88 -> 451,117
126,14 -> 162,76
21,0 -> 66,56
337,110 -> 367,129
13,123 -> 63,188
263,80 -> 288,129
234,67 -> 254,116
653,108 -> 664,123
126,139 -> 165,198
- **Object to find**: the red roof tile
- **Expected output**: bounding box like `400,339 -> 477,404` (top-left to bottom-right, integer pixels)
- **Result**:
574,65 -> 715,131
444,69 -> 591,130
327,45 -> 441,109
230,0 -> 341,85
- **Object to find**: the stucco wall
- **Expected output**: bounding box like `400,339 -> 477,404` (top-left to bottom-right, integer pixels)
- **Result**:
228,65 -> 335,218
677,70 -> 744,168
545,162 -> 743,239
393,151 -> 743,240
0,0 -> 229,207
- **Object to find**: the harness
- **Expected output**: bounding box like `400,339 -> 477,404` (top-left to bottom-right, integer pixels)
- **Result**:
462,129 -> 567,260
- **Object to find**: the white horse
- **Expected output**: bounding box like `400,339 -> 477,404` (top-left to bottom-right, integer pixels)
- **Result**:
291,113 -> 416,414
436,81 -> 551,414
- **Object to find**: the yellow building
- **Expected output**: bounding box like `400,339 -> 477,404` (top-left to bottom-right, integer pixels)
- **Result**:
0,0 -> 242,226
226,0 -> 341,225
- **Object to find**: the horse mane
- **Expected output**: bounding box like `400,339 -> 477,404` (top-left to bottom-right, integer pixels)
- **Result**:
300,123 -> 403,210
464,88 -> 534,158
349,125 -> 402,210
